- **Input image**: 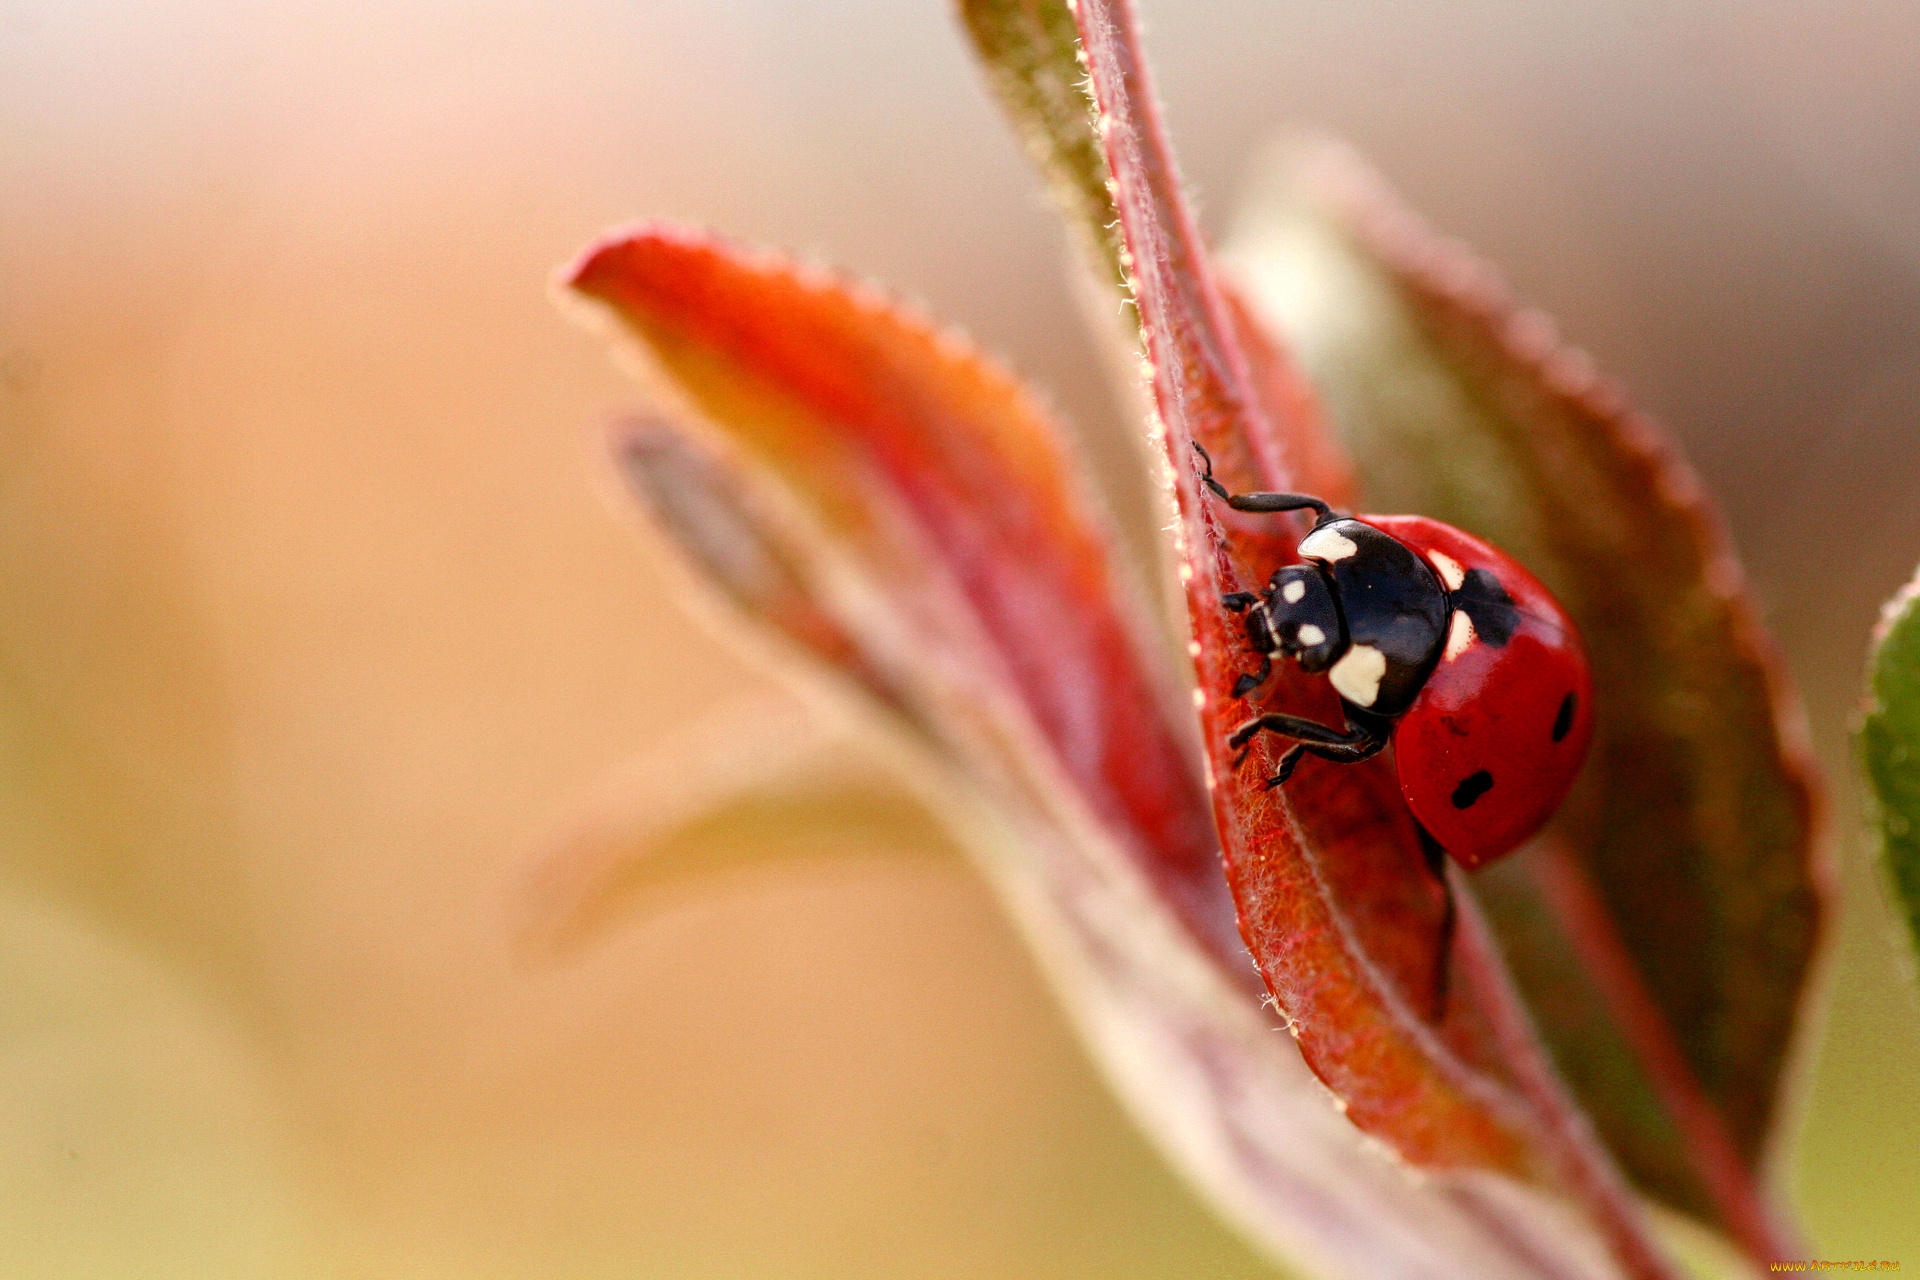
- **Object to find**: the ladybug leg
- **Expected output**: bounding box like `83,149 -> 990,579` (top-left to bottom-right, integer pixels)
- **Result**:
1416,826 -> 1456,1023
1191,443 -> 1331,520
1277,731 -> 1388,787
1226,713 -> 1388,786
1227,712 -> 1379,754
1266,744 -> 1308,787
1260,734 -> 1386,789
1221,591 -> 1258,612
1293,733 -> 1388,765
1231,655 -> 1272,699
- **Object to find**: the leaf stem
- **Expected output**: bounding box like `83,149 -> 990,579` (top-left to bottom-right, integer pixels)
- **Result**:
1529,837 -> 1806,1262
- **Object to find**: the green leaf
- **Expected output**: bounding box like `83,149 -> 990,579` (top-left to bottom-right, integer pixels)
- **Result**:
1862,567 -> 1920,959
960,0 -> 1357,509
958,0 -> 1122,287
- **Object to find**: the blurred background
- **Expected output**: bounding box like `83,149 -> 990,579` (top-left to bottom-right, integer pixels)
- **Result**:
2,0 -> 1917,1275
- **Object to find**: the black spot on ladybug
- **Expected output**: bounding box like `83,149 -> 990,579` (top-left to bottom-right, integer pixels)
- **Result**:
1451,770 -> 1494,809
1453,568 -> 1519,646
1552,692 -> 1577,743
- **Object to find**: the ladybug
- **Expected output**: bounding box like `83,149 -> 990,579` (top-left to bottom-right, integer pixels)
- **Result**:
1194,444 -> 1593,871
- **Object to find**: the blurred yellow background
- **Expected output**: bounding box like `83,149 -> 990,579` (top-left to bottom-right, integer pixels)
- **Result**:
1,1 -> 1916,1276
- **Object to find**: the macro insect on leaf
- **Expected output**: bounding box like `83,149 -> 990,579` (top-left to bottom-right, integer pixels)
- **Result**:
550,0 -> 1829,1276
1191,437 -> 1596,1016
1193,440 -> 1594,872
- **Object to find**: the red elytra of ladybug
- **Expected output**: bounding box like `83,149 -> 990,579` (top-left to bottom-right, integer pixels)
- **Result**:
1368,515 -> 1594,868
1196,446 -> 1594,872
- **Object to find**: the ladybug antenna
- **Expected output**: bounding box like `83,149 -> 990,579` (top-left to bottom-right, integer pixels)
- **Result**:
1190,443 -> 1332,521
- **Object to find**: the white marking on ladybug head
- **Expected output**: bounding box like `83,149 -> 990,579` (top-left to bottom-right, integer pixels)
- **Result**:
1427,549 -> 1467,592
1299,526 -> 1358,562
1329,643 -> 1387,707
1296,623 -> 1326,647
1282,579 -> 1307,603
1443,608 -> 1476,661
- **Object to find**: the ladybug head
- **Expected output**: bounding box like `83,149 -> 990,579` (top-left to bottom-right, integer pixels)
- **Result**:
1253,564 -> 1345,673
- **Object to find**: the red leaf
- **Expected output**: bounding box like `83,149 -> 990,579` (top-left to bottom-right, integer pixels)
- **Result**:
566,225 -> 1244,967
1222,138 -> 1823,1260
563,226 -> 1642,1279
1068,1 -> 1683,1274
